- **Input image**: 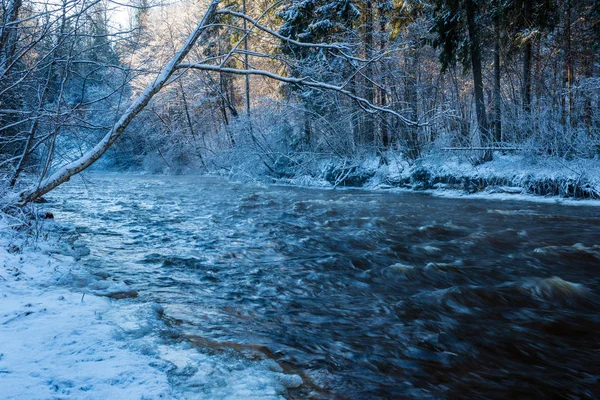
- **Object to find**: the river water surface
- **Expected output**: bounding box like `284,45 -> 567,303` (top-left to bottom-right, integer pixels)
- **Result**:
47,174 -> 600,399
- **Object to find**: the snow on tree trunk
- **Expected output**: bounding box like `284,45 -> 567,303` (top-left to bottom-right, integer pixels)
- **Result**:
16,0 -> 221,206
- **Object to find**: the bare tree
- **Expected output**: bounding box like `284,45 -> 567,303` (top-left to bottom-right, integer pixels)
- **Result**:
15,0 -> 221,205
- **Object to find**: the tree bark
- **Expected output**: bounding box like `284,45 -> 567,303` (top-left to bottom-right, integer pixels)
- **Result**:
465,0 -> 490,159
16,0 -> 221,206
493,8 -> 502,143
561,0 -> 573,128
522,0 -> 533,114
378,1 -> 389,148
362,0 -> 375,145
303,108 -> 311,144
405,51 -> 419,158
0,0 -> 22,76
242,0 -> 251,117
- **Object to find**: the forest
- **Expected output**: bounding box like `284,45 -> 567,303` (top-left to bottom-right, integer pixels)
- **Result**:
0,0 -> 598,204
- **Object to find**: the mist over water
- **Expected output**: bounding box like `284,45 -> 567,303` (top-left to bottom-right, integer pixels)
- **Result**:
48,174 -> 600,399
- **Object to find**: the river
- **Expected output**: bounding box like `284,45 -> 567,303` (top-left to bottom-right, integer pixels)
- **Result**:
47,174 -> 600,399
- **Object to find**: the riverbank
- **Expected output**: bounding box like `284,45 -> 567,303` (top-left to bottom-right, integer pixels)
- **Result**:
103,145 -> 600,203
0,218 -> 176,398
25,173 -> 600,398
263,153 -> 600,202
0,217 -> 301,399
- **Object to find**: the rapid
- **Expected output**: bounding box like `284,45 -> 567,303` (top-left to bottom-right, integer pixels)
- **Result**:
46,174 -> 600,399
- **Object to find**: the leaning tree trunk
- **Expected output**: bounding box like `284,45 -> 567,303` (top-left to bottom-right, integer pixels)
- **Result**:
16,0 -> 221,206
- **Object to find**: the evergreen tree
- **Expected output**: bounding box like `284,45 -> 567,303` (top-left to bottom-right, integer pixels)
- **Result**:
279,0 -> 360,144
432,0 -> 492,156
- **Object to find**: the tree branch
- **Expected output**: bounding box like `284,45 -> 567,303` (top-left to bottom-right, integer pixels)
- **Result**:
177,63 -> 420,127
13,0 -> 222,207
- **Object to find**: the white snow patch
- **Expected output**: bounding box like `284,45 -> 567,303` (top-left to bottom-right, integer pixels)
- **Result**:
0,221 -> 298,399
428,189 -> 600,207
0,241 -> 174,399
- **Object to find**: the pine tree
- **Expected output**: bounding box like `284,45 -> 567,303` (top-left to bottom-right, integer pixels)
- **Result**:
432,0 -> 492,157
279,0 -> 360,144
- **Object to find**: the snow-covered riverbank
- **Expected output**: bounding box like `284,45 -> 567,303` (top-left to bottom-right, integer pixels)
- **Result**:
102,148 -> 600,202
0,218 -> 301,399
0,221 -> 176,398
257,153 -> 600,202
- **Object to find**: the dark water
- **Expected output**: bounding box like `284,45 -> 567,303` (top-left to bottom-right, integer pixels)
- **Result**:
48,174 -> 600,399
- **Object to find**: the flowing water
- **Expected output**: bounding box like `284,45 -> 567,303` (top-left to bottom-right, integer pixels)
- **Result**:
47,174 -> 600,399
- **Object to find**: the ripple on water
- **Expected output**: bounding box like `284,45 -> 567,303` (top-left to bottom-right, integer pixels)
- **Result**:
528,276 -> 596,307
46,174 -> 600,399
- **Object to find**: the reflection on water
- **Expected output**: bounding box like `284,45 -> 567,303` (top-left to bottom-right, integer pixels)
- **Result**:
48,174 -> 600,399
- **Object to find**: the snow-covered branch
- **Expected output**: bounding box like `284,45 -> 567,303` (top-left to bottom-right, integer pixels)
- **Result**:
176,63 -> 420,127
13,0 -> 222,206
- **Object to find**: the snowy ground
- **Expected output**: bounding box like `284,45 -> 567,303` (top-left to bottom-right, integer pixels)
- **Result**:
265,153 -> 600,202
0,222 -> 174,399
0,216 -> 300,400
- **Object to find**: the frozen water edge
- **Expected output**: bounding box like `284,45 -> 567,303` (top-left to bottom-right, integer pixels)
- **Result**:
269,177 -> 600,207
402,186 -> 600,207
425,188 -> 600,207
266,153 -> 600,207
0,222 -> 299,399
0,230 -> 173,399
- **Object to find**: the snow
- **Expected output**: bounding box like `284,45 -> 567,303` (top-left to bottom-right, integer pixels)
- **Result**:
0,219 -> 299,399
219,151 -> 592,206
427,188 -> 600,207
417,153 -> 600,188
363,152 -> 600,204
253,152 -> 600,205
0,230 -> 174,399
